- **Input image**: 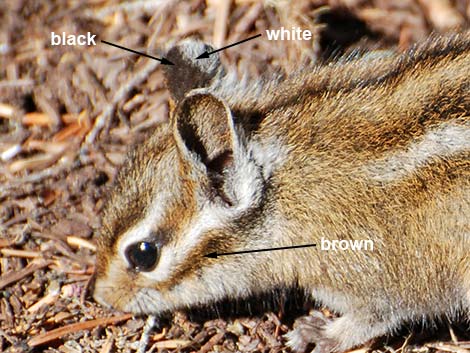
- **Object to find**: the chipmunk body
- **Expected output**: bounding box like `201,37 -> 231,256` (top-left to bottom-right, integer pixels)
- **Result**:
93,33 -> 470,352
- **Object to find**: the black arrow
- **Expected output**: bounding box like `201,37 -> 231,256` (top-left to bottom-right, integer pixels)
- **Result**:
204,243 -> 317,259
101,40 -> 174,65
196,34 -> 262,59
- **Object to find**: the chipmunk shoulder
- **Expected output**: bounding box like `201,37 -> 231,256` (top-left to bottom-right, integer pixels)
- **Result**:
93,33 -> 470,353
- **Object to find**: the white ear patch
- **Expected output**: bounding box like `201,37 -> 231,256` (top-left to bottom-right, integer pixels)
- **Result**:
366,123 -> 470,182
250,136 -> 289,180
227,135 -> 287,208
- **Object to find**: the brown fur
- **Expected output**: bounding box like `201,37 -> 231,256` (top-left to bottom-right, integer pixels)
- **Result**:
94,33 -> 470,352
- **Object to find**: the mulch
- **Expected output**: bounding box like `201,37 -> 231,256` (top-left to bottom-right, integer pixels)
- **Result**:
1,0 -> 469,352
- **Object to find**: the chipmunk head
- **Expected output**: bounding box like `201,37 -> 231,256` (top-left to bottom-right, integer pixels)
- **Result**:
93,41 -> 282,314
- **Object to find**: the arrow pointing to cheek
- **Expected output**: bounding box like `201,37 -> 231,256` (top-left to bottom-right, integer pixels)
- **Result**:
204,243 -> 317,259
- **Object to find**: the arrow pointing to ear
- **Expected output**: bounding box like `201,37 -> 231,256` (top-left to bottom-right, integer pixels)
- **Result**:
101,40 -> 175,65
196,34 -> 262,59
204,243 -> 317,259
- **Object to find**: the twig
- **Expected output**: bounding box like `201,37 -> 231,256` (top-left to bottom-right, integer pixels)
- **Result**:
27,281 -> 61,313
0,79 -> 34,88
213,0 -> 230,48
426,342 -> 469,353
0,248 -> 40,258
232,2 -> 264,36
84,0 -> 170,18
1,144 -> 21,162
0,258 -> 51,290
67,236 -> 97,251
28,313 -> 133,347
0,239 -> 12,247
448,322 -> 458,343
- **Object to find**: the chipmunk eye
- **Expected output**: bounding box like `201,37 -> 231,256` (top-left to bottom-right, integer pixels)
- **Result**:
125,241 -> 159,272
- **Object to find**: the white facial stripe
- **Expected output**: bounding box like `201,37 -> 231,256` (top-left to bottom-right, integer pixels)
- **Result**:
366,123 -> 470,182
117,191 -> 168,271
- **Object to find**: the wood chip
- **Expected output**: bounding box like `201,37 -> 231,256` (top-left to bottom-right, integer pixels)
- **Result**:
149,339 -> 192,350
0,102 -> 15,118
418,0 -> 465,30
52,122 -> 83,142
8,152 -> 60,173
199,332 -> 225,353
1,144 -> 22,162
27,282 -> 61,313
212,0 -> 230,47
24,139 -> 68,154
61,113 -> 79,124
2,1 -> 470,352
22,112 -> 54,127
46,312 -> 74,324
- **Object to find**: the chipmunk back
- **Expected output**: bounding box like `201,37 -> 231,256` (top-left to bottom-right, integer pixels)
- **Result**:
93,33 -> 470,352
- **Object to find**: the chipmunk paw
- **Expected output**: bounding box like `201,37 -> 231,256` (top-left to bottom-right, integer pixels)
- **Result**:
285,310 -> 337,353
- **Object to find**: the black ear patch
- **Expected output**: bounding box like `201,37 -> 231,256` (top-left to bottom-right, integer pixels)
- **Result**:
163,40 -> 224,103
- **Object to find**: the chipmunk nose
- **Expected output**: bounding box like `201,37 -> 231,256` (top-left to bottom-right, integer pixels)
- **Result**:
88,271 -> 101,304
89,265 -> 116,309
91,275 -> 114,309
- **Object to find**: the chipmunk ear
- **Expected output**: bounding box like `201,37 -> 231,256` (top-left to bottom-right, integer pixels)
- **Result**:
173,92 -> 237,174
163,40 -> 223,103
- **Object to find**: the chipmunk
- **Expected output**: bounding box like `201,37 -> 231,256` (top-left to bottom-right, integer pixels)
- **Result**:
93,33 -> 470,352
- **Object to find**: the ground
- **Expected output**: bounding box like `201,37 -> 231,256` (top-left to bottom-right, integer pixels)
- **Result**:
1,0 -> 470,352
